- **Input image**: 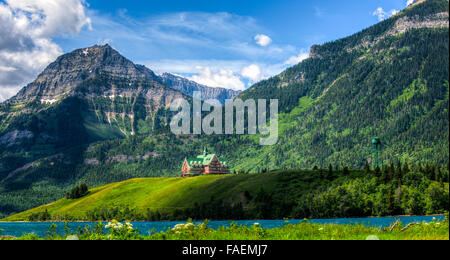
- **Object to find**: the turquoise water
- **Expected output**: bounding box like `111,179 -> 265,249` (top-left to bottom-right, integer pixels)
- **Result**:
0,215 -> 445,237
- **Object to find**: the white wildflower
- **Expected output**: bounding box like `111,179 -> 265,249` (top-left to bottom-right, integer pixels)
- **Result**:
66,235 -> 79,240
125,222 -> 133,230
186,223 -> 195,229
366,235 -> 380,240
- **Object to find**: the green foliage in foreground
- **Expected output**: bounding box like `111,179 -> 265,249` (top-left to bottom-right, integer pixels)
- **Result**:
1,218 -> 448,240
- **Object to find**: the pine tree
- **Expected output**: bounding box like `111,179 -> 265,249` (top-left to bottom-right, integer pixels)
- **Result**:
374,166 -> 381,177
435,167 -> 441,182
386,190 -> 393,215
402,162 -> 410,174
327,164 -> 333,180
364,161 -> 371,173
343,167 -> 349,176
381,166 -> 389,184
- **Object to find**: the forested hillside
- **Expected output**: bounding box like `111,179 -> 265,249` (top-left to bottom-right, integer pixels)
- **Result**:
233,0 -> 449,170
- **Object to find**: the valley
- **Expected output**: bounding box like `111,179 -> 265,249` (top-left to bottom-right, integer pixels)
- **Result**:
0,0 -> 448,221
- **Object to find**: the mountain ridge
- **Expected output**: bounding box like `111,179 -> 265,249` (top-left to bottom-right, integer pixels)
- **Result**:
228,0 -> 449,170
157,72 -> 241,104
4,44 -> 240,106
7,44 -> 160,105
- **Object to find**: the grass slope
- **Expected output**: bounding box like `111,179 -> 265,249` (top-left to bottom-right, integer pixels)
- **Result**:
3,172 -> 297,221
3,170 -> 355,221
4,168 -> 449,222
2,175 -> 225,221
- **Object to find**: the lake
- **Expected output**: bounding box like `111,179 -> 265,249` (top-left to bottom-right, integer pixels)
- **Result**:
0,215 -> 445,237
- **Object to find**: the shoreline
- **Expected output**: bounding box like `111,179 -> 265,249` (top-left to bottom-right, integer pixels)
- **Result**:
0,214 -> 446,223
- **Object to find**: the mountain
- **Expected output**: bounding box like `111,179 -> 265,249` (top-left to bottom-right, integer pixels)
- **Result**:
157,73 -> 241,104
0,45 -> 194,217
0,0 -> 448,219
8,45 -> 160,104
232,0 -> 449,170
0,43 -> 240,218
1,44 -> 186,139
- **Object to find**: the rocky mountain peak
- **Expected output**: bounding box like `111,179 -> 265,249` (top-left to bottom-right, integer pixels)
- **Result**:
157,73 -> 241,104
309,0 -> 448,60
9,44 -> 156,104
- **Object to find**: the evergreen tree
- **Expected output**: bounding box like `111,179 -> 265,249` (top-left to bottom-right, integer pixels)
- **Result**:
364,161 -> 371,174
374,166 -> 381,178
402,162 -> 410,174
343,167 -> 350,176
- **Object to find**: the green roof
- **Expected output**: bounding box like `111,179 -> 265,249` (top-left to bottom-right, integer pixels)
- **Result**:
186,153 -> 229,168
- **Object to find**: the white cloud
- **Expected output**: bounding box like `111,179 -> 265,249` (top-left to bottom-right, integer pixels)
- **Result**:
0,0 -> 91,102
241,64 -> 262,82
0,66 -> 17,72
5,0 -> 92,37
0,85 -> 22,102
144,48 -> 312,90
143,59 -> 250,75
254,34 -> 272,47
189,66 -> 245,91
372,7 -> 399,21
406,0 -> 416,7
284,50 -> 309,66
144,58 -> 292,90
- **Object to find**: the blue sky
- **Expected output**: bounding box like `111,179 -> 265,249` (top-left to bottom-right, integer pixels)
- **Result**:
0,0 -> 412,100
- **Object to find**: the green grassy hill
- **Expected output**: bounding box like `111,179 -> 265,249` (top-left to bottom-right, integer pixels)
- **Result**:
3,167 -> 449,221
3,175 -> 226,221
2,173 -> 285,221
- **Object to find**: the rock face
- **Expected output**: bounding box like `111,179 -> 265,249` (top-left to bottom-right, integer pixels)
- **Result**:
0,130 -> 34,147
387,12 -> 449,36
309,45 -> 322,59
9,45 -> 161,104
157,73 -> 241,104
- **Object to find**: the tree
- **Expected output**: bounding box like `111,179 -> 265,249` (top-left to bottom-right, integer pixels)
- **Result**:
364,161 -> 371,174
402,162 -> 410,174
66,184 -> 89,199
343,167 -> 349,176
435,167 -> 442,183
374,166 -> 381,178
